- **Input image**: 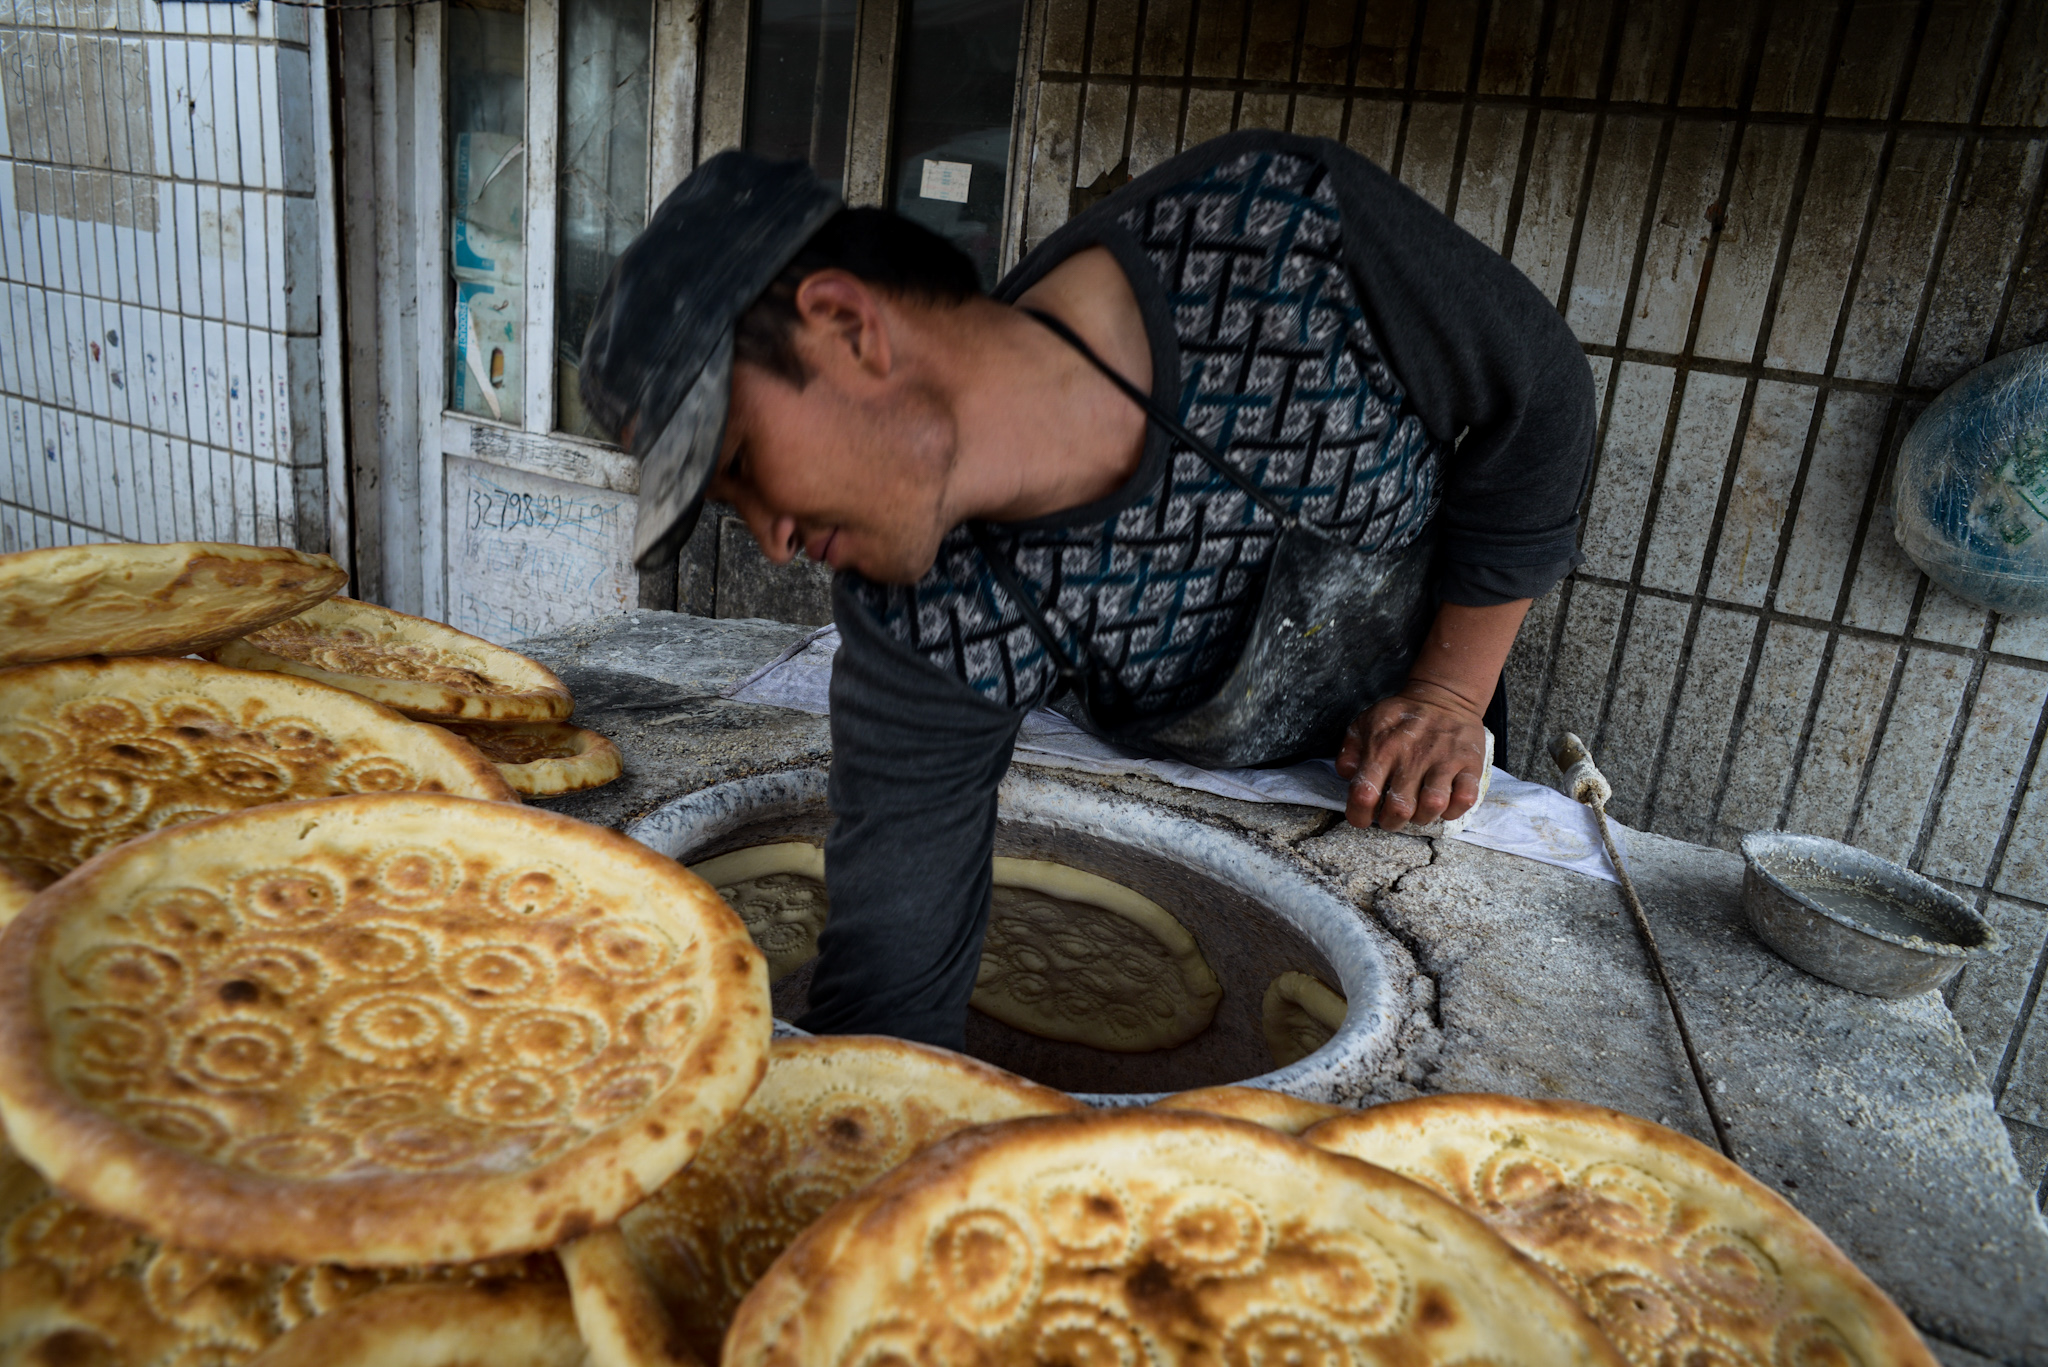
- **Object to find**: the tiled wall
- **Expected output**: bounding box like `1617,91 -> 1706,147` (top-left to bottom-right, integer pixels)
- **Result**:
0,0 -> 327,556
1007,0 -> 2048,1199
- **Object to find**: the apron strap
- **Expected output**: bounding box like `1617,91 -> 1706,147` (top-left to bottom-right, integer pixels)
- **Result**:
1021,306 -> 1301,531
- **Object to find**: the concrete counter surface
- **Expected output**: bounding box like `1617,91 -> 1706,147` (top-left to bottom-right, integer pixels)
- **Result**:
1331,825 -> 2048,1363
516,611 -> 2047,1363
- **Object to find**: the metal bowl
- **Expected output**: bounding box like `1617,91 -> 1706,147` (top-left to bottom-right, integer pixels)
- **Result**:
1739,831 -> 2000,998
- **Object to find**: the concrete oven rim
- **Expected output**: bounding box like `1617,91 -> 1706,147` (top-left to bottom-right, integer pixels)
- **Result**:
626,767 -> 1413,1107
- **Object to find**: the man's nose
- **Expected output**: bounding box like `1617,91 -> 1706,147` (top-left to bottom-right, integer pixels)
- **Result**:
741,505 -> 799,565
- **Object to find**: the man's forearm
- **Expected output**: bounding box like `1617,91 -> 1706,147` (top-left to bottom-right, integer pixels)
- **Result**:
1403,599 -> 1533,717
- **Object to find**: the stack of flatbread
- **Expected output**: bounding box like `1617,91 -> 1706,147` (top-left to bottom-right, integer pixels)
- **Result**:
206,596 -> 620,797
0,790 -> 769,1365
0,545 -> 1940,1367
0,655 -> 515,889
0,541 -> 617,898
0,541 -> 347,667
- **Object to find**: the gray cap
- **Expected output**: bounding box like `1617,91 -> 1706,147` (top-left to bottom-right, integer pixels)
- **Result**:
579,151 -> 842,570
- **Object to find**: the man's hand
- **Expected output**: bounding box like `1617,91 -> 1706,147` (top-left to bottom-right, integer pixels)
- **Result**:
1336,682 -> 1488,830
1334,598 -> 1532,831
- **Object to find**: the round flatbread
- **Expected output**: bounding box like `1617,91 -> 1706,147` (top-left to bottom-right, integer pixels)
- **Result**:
438,721 -> 623,796
0,542 -> 347,668
1263,970 -> 1347,1068
0,792 -> 770,1265
576,1035 -> 1080,1364
977,858 -> 1222,1052
1150,1083 -> 1350,1134
0,864 -> 31,931
207,597 -> 573,722
0,657 -> 515,890
1303,1095 -> 1934,1367
244,1282 -> 586,1367
0,1137 -> 564,1367
690,843 -> 828,984
725,1108 -> 1627,1367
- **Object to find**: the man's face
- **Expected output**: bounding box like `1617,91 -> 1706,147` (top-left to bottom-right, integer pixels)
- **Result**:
705,277 -> 956,585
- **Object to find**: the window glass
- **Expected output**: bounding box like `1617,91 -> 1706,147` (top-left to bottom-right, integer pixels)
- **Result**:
744,0 -> 858,193
889,0 -> 1026,287
556,0 -> 654,439
447,0 -> 527,426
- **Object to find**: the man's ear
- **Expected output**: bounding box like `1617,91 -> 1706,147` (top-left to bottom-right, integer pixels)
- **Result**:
792,270 -> 893,380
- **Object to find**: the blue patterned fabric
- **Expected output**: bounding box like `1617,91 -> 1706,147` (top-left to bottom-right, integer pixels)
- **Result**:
842,148 -> 1446,715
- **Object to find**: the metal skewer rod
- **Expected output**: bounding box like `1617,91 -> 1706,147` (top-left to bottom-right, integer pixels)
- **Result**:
1552,733 -> 1736,1161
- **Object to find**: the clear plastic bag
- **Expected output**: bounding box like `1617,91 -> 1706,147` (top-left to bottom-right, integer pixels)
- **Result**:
1894,343 -> 2048,615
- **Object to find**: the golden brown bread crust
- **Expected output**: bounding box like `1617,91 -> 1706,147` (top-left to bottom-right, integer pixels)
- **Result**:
0,864 -> 31,931
1262,970 -> 1347,1067
1149,1084 -> 1350,1135
438,720 -> 623,796
242,1281 -> 586,1367
0,1137 -> 563,1367
561,1226 -> 707,1367
0,542 -> 347,667
207,597 -> 573,722
0,792 -> 771,1265
978,857 -> 1222,1052
1303,1094 -> 1936,1367
0,656 -> 516,889
611,1035 -> 1080,1363
724,1108 -> 1627,1367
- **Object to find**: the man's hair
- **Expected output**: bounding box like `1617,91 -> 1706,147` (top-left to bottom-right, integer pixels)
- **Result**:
733,208 -> 983,386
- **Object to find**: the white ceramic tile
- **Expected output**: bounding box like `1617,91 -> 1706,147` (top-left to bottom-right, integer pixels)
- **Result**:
1580,361 -> 1679,580
1718,622 -> 1829,839
1924,664 -> 2048,886
1787,634 -> 1899,840
1852,646 -> 1970,865
1627,120 -> 1734,355
1706,380 -> 1816,606
1126,85 -> 1180,178
1397,102 -> 1460,212
1776,389 -> 1890,621
1567,115 -> 1661,348
1641,370 -> 1747,593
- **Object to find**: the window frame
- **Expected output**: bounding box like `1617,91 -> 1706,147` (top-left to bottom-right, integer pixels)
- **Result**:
404,0 -> 1037,624
415,0 -> 695,619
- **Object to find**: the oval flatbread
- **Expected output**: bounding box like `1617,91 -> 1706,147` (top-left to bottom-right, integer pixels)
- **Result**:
208,597 -> 573,722
0,792 -> 770,1265
725,1108 -> 1627,1367
1303,1095 -> 1935,1367
1150,1083 -> 1350,1135
690,843 -> 828,984
438,721 -> 623,796
977,857 -> 1221,1052
0,542 -> 347,667
572,1034 -> 1080,1364
244,1282 -> 586,1367
1262,970 -> 1347,1068
0,657 -> 516,890
0,1137 -> 564,1367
